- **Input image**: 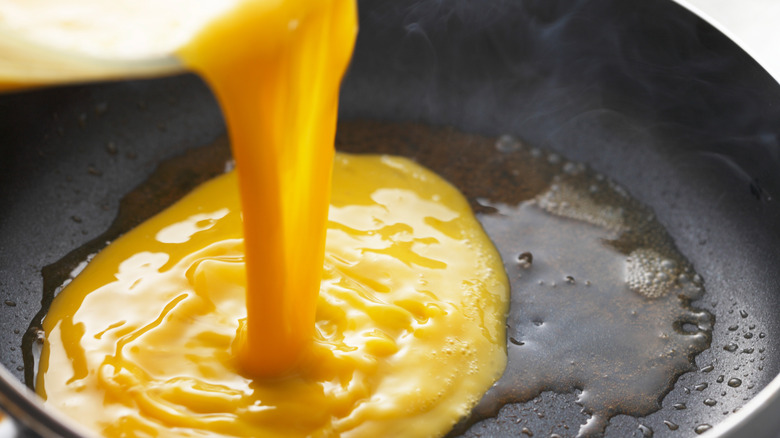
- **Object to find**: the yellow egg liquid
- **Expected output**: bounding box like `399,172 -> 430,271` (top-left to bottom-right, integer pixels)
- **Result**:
38,154 -> 508,437
27,0 -> 509,435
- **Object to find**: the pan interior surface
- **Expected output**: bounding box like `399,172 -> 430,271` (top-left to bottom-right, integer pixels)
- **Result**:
1,0 -> 780,436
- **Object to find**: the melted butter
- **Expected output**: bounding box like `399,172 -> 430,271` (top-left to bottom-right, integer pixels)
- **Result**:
336,122 -> 714,437
37,154 -> 509,437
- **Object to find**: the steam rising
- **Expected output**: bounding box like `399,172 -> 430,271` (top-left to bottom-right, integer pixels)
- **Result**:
342,0 -> 780,210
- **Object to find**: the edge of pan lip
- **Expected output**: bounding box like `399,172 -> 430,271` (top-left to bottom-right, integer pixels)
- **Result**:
0,361 -> 90,437
670,2 -> 780,436
5,361 -> 780,437
706,373 -> 780,437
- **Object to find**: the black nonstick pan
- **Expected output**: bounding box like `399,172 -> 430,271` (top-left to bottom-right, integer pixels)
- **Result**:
1,0 -> 780,436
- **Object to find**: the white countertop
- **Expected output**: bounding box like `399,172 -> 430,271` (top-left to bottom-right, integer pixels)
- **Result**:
0,411 -> 16,438
674,0 -> 780,83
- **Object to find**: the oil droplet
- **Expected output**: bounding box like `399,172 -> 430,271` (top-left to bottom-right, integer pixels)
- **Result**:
638,424 -> 653,437
87,165 -> 102,176
739,310 -> 749,318
742,348 -> 754,354
694,424 -> 712,434
106,141 -> 118,155
663,420 -> 679,431
673,403 -> 687,410
520,427 -> 533,436
727,325 -> 739,331
727,378 -> 742,388
495,135 -> 523,153
703,398 -> 717,407
517,252 -> 533,268
694,383 -> 708,391
716,375 -> 725,383
701,364 -> 715,373
744,332 -> 753,339
563,162 -> 585,175
759,332 -> 766,339
723,343 -> 738,352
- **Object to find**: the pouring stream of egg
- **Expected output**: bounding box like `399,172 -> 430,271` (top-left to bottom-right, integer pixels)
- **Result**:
178,0 -> 358,376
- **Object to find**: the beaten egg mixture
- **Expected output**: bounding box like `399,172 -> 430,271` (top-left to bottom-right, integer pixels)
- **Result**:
39,155 -> 508,437
3,0 -> 511,436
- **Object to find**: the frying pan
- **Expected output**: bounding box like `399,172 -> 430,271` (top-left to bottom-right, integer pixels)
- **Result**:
1,0 -> 780,436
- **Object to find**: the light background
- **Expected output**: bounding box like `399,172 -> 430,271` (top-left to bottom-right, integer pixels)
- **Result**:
675,0 -> 780,83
